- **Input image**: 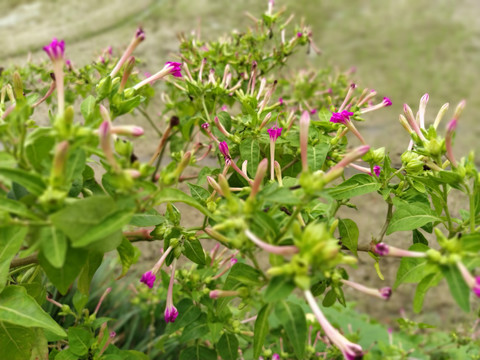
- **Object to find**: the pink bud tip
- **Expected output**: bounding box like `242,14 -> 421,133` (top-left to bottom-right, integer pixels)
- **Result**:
379,287 -> 392,300
43,38 -> 65,61
474,277 -> 480,298
447,118 -> 457,133
201,123 -> 209,129
140,271 -> 156,288
209,290 -> 220,299
383,97 -> 392,107
373,165 -> 381,177
230,258 -> 238,265
375,243 -> 389,256
297,32 -> 303,38
279,97 -> 284,105
135,27 -> 145,40
221,105 -> 228,111
110,331 -> 116,338
164,305 -> 179,323
310,108 -> 317,115
272,354 -> 280,360
219,141 -> 230,158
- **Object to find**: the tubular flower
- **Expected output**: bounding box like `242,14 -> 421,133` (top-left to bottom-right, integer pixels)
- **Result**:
140,246 -> 174,288
268,126 -> 282,180
456,261 -> 480,298
375,243 -> 427,258
305,290 -> 364,360
330,146 -> 370,173
164,259 -> 178,323
300,110 -> 311,172
219,141 -> 230,159
43,38 -> 65,115
43,38 -> 65,61
360,97 -> 392,114
110,27 -> 145,77
245,229 -> 299,256
341,279 -> 392,300
209,290 -> 240,299
373,165 -> 382,177
330,110 -> 366,144
445,118 -> 458,167
201,122 -> 219,143
132,62 -> 182,90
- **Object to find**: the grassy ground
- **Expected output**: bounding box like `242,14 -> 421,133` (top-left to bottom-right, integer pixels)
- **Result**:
2,0 -> 478,327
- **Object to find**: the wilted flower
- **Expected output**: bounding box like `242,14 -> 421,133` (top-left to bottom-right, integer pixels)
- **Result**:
43,38 -> 65,61
140,271 -> 156,288
373,165 -> 381,177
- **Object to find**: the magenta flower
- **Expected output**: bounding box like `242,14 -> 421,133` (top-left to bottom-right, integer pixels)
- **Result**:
379,287 -> 392,300
221,105 -> 228,111
164,259 -> 178,323
373,165 -> 381,177
43,38 -> 65,61
330,110 -> 354,125
267,126 -> 283,142
201,123 -> 209,129
375,243 -> 427,258
165,61 -> 182,78
272,354 -> 280,360
297,32 -> 303,38
383,97 -> 392,107
310,108 -> 317,115
140,271 -> 156,288
219,141 -> 230,158
279,97 -> 284,105
456,262 -> 480,298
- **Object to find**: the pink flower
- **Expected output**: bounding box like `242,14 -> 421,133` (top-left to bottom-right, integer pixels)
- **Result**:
379,287 -> 392,300
383,97 -> 392,107
140,271 -> 156,288
373,165 -> 381,177
201,122 -> 209,129
43,38 -> 65,61
272,354 -> 280,360
165,61 -> 182,78
279,97 -> 284,105
297,32 -> 303,38
267,126 -> 283,142
330,110 -> 354,125
310,108 -> 317,115
219,141 -> 230,158
164,260 -> 178,323
375,243 -> 427,258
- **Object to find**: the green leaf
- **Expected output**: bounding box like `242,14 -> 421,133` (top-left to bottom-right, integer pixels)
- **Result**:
0,198 -> 41,220
412,229 -> 428,245
275,301 -> 307,359
387,201 -> 440,235
262,186 -> 300,205
188,183 -> 210,202
156,188 -> 214,218
254,304 -> 271,359
129,210 -> 164,227
39,227 -> 67,268
179,346 -> 217,360
327,174 -> 380,200
180,314 -> 209,342
183,239 -> 206,265
0,324 -> 47,360
77,252 -> 103,295
413,273 -> 443,313
65,148 -> 86,183
394,244 -> 434,289
226,263 -> 262,286
25,128 -> 54,172
50,196 -> 116,241
80,95 -> 97,125
239,138 -> 260,177
117,238 -> 140,279
0,167 -> 46,195
322,289 -> 337,307
441,265 -> 471,312
72,210 -> 132,248
55,349 -> 78,360
461,233 -> 480,253
265,277 -> 295,302
217,333 -> 239,360
338,219 -> 358,256
170,298 -> 202,330
0,286 -> 66,337
39,247 -> 87,295
0,226 -> 28,293
68,327 -> 93,356
307,143 -> 329,171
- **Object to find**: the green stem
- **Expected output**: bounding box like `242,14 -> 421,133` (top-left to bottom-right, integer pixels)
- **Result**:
201,96 -> 210,122
442,184 -> 454,234
377,200 -> 393,243
467,185 -> 476,233
138,107 -> 162,137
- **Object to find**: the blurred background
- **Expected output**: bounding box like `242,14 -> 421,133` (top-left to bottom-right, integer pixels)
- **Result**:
2,0 -> 478,328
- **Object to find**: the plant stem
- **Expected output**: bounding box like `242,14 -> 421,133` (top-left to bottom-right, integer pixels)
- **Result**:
10,254 -> 38,268
138,107 -> 162,137
377,200 -> 393,243
442,184 -> 454,234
